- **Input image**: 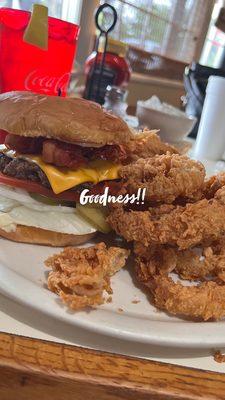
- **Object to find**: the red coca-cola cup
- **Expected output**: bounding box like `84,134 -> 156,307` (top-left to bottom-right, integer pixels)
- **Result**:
0,8 -> 80,96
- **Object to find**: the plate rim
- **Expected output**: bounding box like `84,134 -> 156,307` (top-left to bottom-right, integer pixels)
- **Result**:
0,257 -> 225,349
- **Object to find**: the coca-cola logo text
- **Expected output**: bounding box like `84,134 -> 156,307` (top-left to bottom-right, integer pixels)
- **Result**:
25,70 -> 70,94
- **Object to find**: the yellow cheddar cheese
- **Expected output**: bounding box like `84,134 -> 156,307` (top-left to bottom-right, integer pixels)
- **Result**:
28,156 -> 121,194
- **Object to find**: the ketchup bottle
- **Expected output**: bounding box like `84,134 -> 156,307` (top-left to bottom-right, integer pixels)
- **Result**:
84,37 -> 131,105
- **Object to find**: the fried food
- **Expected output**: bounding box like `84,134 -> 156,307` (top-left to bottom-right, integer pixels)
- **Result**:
203,172 -> 225,199
107,141 -> 225,321
119,154 -> 205,204
174,241 -> 225,282
108,185 -> 225,249
45,243 -> 129,310
125,129 -> 179,161
134,239 -> 225,283
214,351 -> 225,363
152,277 -> 225,321
134,241 -> 225,321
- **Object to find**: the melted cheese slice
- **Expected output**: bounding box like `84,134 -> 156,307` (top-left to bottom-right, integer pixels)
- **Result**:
27,156 -> 121,194
0,145 -> 121,195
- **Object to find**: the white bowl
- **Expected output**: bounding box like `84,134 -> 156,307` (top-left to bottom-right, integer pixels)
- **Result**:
136,101 -> 197,143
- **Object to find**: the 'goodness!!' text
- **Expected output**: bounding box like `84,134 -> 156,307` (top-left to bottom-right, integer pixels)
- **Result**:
79,187 -> 146,206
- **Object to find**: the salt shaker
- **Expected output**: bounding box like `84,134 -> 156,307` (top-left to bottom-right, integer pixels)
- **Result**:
103,85 -> 128,118
103,85 -> 139,128
194,76 -> 225,161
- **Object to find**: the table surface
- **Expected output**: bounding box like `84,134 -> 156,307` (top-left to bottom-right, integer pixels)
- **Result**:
0,292 -> 225,374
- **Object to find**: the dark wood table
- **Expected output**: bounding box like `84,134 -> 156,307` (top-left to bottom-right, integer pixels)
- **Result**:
0,332 -> 225,400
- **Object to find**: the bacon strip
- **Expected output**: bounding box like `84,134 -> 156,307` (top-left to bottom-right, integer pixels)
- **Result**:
42,140 -> 87,168
5,134 -> 43,154
5,134 -> 127,167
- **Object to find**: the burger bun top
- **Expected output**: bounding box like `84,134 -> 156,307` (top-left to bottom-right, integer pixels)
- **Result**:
0,91 -> 134,146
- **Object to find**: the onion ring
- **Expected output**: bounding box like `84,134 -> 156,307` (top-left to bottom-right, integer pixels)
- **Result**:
134,239 -> 225,321
203,172 -> 225,199
151,276 -> 225,321
108,185 -> 225,250
119,154 -> 205,204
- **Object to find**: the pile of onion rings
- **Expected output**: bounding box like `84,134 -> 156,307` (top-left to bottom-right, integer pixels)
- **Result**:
107,152 -> 225,321
108,177 -> 225,250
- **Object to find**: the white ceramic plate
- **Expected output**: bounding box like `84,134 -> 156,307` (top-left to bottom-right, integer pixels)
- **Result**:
1,235 -> 225,349
1,159 -> 225,349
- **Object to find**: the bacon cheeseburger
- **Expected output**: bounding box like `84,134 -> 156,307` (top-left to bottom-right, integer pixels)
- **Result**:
0,91 -> 133,246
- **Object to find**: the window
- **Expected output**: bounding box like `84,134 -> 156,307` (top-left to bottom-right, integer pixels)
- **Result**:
0,0 -> 82,23
103,0 -> 211,63
200,0 -> 225,68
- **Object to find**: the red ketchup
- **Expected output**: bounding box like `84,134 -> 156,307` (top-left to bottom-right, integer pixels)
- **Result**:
84,37 -> 131,104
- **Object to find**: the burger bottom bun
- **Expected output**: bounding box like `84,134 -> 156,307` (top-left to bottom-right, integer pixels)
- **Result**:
0,225 -> 96,247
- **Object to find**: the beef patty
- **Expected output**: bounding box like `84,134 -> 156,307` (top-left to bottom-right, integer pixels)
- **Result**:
0,153 -> 50,188
0,153 -> 121,196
